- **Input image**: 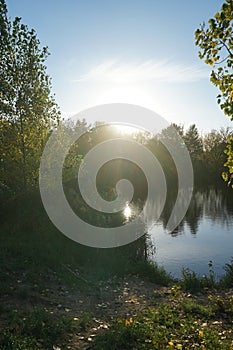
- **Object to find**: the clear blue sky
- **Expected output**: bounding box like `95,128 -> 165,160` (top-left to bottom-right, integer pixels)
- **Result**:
6,0 -> 232,133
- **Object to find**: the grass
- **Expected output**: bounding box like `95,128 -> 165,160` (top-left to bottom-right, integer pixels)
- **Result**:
1,289 -> 233,349
1,296 -> 232,350
181,299 -> 214,318
0,309 -> 92,350
221,257 -> 233,288
129,260 -> 172,286
180,259 -> 233,294
91,296 -> 233,350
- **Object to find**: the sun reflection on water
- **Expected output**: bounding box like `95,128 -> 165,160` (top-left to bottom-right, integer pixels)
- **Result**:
123,203 -> 132,220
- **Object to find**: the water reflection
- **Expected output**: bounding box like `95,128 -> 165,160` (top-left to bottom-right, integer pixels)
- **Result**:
149,188 -> 233,236
146,188 -> 233,278
123,202 -> 132,221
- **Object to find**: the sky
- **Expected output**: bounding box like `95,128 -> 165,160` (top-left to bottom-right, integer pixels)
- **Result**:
6,0 -> 233,134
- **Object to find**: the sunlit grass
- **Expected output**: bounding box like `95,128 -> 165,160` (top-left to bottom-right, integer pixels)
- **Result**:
92,295 -> 233,349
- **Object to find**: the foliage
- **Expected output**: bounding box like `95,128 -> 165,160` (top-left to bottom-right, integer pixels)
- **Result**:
203,127 -> 230,178
184,124 -> 203,159
181,261 -> 217,293
0,309 -> 89,350
147,124 -> 233,186
181,268 -> 203,293
195,0 -> 233,186
0,0 -> 60,193
92,299 -> 233,349
181,299 -> 215,318
222,135 -> 233,185
181,258 -> 233,293
221,257 -> 233,287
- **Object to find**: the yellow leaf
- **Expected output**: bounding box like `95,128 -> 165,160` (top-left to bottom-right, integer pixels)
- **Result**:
198,330 -> 204,338
125,319 -> 130,327
209,58 -> 215,66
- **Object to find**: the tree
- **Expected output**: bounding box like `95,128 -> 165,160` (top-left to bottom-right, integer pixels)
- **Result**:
203,127 -> 231,179
195,0 -> 233,186
184,124 -> 203,159
171,123 -> 185,138
0,0 -> 60,193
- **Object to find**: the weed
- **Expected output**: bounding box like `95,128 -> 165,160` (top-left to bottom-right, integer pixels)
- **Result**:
208,294 -> 233,315
181,261 -> 217,293
221,258 -> 233,287
181,268 -> 202,293
181,300 -> 214,318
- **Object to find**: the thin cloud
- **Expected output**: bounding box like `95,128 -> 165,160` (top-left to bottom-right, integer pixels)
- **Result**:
76,59 -> 209,84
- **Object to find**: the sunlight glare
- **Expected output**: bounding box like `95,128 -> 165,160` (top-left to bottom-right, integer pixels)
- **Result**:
124,203 -> 132,220
113,124 -> 139,135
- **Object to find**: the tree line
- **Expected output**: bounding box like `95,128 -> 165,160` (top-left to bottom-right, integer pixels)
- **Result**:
1,0 -> 233,204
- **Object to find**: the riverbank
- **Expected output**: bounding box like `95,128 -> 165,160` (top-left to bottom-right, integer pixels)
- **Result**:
0,267 -> 233,350
1,192 -> 233,349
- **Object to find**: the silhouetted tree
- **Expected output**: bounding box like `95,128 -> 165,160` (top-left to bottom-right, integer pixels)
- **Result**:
0,0 -> 60,194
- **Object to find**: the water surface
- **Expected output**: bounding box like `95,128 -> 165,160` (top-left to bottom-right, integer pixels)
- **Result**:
147,188 -> 233,278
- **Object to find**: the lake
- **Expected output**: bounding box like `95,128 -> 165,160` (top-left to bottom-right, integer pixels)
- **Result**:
146,188 -> 233,279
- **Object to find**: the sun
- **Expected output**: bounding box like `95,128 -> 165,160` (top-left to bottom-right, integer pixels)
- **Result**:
113,124 -> 139,135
